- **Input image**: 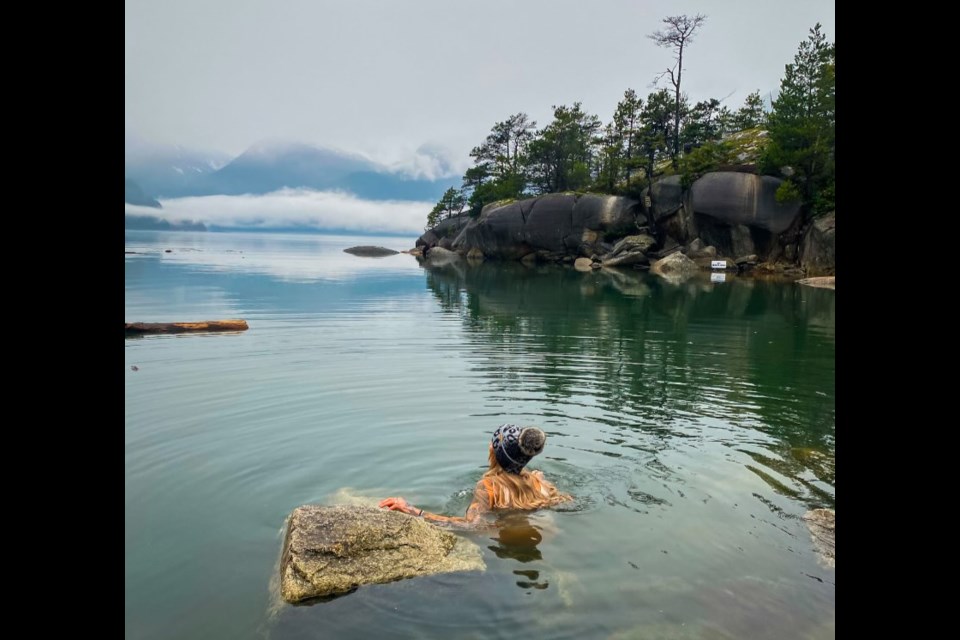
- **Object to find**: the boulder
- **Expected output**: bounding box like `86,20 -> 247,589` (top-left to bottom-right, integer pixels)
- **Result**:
690,172 -> 801,234
573,257 -> 594,272
279,505 -> 484,603
450,194 -> 641,260
648,175 -> 684,221
650,252 -> 698,277
800,213 -> 835,276
600,234 -> 656,267
343,246 -> 399,257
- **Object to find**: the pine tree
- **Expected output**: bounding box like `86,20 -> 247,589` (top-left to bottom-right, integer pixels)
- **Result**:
762,24 -> 835,216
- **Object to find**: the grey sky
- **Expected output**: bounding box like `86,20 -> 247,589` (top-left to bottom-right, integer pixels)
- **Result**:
125,0 -> 835,172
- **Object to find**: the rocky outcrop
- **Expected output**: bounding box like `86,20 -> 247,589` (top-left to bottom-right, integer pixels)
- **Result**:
413,173 -> 820,273
800,213 -> 835,276
279,505 -> 484,603
690,172 -> 802,234
419,194 -> 642,261
803,508 -> 835,568
640,171 -> 806,266
343,246 -> 399,257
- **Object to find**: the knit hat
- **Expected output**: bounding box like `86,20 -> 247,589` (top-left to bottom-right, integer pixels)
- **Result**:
491,424 -> 546,474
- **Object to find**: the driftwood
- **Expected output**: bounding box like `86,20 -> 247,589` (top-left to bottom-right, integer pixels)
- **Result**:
124,319 -> 249,335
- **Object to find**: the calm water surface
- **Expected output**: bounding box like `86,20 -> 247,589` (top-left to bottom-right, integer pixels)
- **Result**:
125,230 -> 835,640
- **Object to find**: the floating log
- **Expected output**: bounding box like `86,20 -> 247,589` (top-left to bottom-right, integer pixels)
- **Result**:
125,319 -> 249,335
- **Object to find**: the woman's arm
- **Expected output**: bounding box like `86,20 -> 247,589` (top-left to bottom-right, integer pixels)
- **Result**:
379,485 -> 490,527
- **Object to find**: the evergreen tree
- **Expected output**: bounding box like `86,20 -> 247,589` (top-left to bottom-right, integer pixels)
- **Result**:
733,91 -> 767,130
637,89 -> 675,183
426,187 -> 466,229
526,103 -> 601,194
682,98 -> 723,149
762,24 -> 835,216
612,89 -> 643,189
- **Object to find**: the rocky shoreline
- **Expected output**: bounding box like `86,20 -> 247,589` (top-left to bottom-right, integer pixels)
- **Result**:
412,172 -> 834,281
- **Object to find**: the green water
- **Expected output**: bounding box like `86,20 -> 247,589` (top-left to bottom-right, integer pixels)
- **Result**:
125,230 -> 835,639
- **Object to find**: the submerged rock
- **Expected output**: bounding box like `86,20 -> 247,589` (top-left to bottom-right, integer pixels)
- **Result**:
279,505 -> 484,603
425,246 -> 461,264
796,276 -> 835,289
803,508 -> 835,568
343,246 -> 399,257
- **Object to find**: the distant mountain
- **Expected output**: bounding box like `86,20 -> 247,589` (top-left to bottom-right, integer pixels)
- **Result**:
125,214 -> 206,231
193,141 -> 458,201
124,179 -> 161,208
125,135 -> 459,202
125,133 -> 232,198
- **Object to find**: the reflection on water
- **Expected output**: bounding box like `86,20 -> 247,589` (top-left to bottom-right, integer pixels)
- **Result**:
125,231 -> 834,640
423,260 -> 835,512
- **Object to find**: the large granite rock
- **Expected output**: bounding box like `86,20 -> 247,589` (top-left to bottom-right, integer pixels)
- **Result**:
646,176 -> 698,244
449,194 -> 642,260
279,505 -> 484,603
651,251 -> 698,276
690,172 -> 801,234
647,175 -> 684,221
800,213 -> 835,276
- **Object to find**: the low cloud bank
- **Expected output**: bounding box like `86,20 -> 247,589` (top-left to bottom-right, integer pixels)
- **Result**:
125,188 -> 433,235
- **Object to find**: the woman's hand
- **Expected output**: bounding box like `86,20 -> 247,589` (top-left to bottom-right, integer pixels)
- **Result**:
379,496 -> 415,515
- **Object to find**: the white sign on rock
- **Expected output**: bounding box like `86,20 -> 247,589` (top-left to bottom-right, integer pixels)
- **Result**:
711,260 -> 727,270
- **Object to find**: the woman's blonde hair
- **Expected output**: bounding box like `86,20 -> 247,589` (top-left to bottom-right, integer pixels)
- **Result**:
480,447 -> 572,510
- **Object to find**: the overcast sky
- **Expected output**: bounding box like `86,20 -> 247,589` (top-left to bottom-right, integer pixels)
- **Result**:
125,0 -> 834,172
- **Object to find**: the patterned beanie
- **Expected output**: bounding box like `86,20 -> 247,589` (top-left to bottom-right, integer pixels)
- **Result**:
491,424 -> 546,474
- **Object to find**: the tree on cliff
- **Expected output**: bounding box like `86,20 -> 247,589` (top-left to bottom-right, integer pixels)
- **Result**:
648,13 -> 707,168
733,91 -> 767,130
426,187 -> 466,229
761,23 -> 835,216
593,89 -> 645,195
462,113 -> 536,213
526,103 -> 601,194
637,89 -> 674,184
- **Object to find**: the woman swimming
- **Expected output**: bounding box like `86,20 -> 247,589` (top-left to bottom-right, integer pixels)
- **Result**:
379,424 -> 572,526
